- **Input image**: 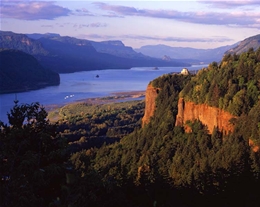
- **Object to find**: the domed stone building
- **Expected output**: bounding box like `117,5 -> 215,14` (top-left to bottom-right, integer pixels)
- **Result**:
181,68 -> 190,75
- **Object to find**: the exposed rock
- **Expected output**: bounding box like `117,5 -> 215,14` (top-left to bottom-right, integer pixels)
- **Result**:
162,55 -> 172,61
225,34 -> 260,55
175,98 -> 236,134
142,84 -> 159,127
249,139 -> 259,152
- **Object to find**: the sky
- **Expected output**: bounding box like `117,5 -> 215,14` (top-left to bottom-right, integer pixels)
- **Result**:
1,0 -> 260,49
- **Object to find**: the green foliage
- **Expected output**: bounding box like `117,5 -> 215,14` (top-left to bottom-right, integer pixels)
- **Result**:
181,48 -> 260,116
2,47 -> 260,206
0,49 -> 60,94
0,101 -> 68,207
52,100 -> 145,152
66,67 -> 260,206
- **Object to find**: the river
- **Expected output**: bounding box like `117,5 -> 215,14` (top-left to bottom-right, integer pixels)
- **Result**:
0,65 -> 206,124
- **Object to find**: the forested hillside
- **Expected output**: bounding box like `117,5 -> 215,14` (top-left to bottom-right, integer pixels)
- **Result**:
0,31 -> 189,73
180,48 -> 260,143
0,49 -> 60,93
1,48 -> 260,207
181,47 -> 260,116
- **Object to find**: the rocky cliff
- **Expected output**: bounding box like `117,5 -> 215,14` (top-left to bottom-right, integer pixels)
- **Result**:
142,84 -> 236,134
175,98 -> 236,134
142,84 -> 160,126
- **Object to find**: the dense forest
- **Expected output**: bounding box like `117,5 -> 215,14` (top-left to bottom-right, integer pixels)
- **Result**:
1,48 -> 260,207
0,49 -> 60,93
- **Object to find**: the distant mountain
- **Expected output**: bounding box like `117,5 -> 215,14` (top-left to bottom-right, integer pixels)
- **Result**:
27,35 -> 144,59
135,44 -> 238,64
225,34 -> 260,55
0,31 -> 189,73
26,33 -> 61,40
0,31 -> 48,55
90,40 -> 148,59
0,49 -> 60,94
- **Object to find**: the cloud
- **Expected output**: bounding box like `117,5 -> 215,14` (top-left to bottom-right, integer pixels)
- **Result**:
1,1 -> 71,20
55,22 -> 107,30
41,24 -> 54,28
199,0 -> 260,8
123,35 -> 233,43
78,34 -> 119,40
74,8 -> 94,16
102,13 -> 124,18
94,2 -> 260,29
78,34 -> 233,43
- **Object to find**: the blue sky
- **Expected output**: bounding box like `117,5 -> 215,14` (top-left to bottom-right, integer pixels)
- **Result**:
1,0 -> 260,49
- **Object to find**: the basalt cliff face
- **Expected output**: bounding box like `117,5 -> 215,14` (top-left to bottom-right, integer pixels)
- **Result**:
142,84 -> 159,126
142,84 -> 236,134
176,98 -> 236,134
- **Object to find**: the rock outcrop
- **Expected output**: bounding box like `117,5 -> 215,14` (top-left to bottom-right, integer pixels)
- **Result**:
249,139 -> 259,152
175,98 -> 236,134
142,84 -> 237,135
142,84 -> 159,126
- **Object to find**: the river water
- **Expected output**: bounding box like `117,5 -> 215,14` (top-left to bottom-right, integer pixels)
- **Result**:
0,65 -> 206,124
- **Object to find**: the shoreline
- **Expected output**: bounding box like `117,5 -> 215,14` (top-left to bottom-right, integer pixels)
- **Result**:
44,90 -> 146,112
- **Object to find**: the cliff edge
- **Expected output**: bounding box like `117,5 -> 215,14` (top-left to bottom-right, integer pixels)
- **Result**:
175,98 -> 236,134
142,84 -> 159,126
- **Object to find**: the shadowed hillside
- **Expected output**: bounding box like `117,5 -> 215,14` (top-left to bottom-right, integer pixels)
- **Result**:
1,46 -> 260,207
0,49 -> 60,93
0,31 -> 190,73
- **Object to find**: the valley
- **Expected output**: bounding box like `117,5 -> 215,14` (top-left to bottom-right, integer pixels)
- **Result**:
1,31 -> 260,207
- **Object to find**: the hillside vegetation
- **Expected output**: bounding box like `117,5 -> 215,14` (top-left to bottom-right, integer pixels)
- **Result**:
181,47 -> 260,116
0,49 -> 60,93
1,48 -> 260,207
180,48 -> 260,143
0,31 -> 189,73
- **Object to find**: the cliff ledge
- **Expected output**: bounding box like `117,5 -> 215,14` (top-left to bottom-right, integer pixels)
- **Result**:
175,98 -> 236,134
142,84 -> 159,126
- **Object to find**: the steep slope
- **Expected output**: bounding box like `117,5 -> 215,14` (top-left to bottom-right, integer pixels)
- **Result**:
0,49 -> 60,93
225,34 -> 260,55
142,79 -> 236,135
0,31 -> 190,73
142,47 -> 260,139
175,98 -> 235,134
0,31 -> 48,55
68,64 -> 260,206
26,48 -> 260,207
90,40 -> 147,59
142,84 -> 159,126
135,44 -> 237,64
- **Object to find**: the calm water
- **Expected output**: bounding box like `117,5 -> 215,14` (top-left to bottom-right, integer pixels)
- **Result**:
0,65 -> 206,124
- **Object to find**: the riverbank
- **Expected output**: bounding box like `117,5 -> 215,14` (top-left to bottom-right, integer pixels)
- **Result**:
45,90 -> 146,122
45,90 -> 145,110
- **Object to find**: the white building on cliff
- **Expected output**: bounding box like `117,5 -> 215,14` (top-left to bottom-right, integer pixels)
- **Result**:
181,68 -> 190,75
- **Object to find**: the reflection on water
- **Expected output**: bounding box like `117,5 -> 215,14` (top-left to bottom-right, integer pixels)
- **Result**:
0,65 -> 206,124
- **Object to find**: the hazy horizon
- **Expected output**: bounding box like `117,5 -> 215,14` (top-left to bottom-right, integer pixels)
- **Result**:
1,0 -> 260,49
